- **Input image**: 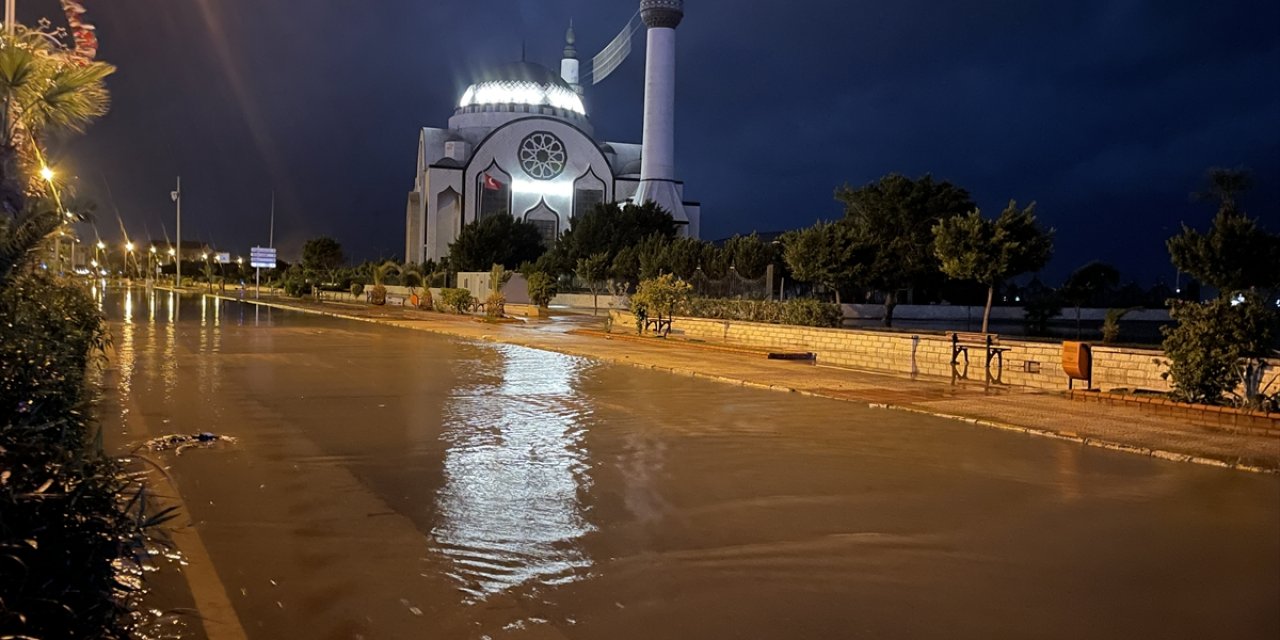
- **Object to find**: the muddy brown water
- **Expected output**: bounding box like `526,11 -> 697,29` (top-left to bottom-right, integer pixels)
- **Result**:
96,290 -> 1280,639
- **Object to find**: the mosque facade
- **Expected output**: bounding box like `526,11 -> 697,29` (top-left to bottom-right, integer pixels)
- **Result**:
405,1 -> 698,264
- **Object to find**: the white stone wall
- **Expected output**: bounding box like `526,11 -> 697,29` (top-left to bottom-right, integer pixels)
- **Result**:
607,311 -> 1280,394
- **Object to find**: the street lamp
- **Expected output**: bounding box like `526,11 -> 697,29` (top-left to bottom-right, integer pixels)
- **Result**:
39,165 -> 54,182
149,245 -> 157,281
125,242 -> 135,279
171,177 -> 181,289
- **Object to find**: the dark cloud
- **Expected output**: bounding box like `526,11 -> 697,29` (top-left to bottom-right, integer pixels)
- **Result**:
42,0 -> 1278,284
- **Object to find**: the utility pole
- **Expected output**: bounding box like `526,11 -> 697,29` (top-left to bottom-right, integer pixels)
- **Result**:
5,0 -> 15,36
171,176 -> 181,288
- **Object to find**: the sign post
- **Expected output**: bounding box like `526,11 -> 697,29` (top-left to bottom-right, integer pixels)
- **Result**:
250,246 -> 277,298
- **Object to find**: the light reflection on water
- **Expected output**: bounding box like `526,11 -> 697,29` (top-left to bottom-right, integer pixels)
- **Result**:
431,343 -> 596,601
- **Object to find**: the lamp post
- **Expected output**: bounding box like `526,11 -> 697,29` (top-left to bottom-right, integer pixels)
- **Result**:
149,245 -> 157,281
171,177 -> 182,289
124,242 -> 135,280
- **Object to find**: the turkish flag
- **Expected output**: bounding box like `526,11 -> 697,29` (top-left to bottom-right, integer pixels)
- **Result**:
483,173 -> 503,191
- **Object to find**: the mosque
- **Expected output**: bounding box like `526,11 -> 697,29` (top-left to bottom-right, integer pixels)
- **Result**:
405,0 -> 699,264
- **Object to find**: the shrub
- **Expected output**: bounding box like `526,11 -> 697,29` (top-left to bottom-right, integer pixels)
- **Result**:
350,282 -> 364,297
440,288 -> 473,314
419,288 -> 434,311
369,284 -> 387,305
631,274 -> 692,333
1162,294 -> 1280,406
485,291 -> 505,318
526,271 -> 557,307
1,273 -> 166,638
679,297 -> 842,328
1102,307 -> 1140,343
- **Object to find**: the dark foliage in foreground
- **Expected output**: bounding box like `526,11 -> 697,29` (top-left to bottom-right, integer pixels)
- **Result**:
0,273 -> 168,639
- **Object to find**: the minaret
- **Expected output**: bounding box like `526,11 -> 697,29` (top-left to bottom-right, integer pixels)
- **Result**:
633,0 -> 690,234
560,21 -> 582,95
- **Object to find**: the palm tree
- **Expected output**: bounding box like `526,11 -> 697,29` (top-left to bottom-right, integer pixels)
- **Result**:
369,260 -> 399,305
0,196 -> 60,287
1,28 -> 115,217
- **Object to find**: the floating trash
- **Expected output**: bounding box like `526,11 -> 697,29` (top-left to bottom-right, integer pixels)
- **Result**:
139,432 -> 238,455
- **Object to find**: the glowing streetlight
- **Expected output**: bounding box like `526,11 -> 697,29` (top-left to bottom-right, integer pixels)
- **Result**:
97,240 -> 105,250
125,241 -> 134,252
150,245 -> 157,254
202,252 -> 208,261
39,166 -> 54,182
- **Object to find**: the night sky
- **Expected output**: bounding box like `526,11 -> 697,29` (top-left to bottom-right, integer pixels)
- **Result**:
37,0 -> 1280,285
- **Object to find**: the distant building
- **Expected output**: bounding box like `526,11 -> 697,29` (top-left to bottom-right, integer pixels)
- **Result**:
405,1 -> 699,264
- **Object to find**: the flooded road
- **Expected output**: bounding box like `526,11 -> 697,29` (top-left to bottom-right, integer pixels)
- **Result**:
98,291 -> 1280,639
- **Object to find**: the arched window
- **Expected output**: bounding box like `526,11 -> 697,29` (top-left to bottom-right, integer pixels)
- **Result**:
523,199 -> 561,250
573,168 -> 606,219
476,162 -> 511,221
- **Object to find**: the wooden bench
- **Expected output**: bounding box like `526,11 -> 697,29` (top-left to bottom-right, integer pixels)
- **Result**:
948,332 -> 1011,383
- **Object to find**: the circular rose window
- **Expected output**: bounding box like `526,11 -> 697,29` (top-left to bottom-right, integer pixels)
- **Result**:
518,132 -> 567,180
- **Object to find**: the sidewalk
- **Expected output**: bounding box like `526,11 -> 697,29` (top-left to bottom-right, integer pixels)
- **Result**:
207,290 -> 1280,473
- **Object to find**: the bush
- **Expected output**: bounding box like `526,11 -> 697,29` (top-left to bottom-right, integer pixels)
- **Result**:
369,284 -> 387,306
485,291 -> 505,318
1,273 -> 165,638
526,272 -> 557,307
679,297 -> 842,328
439,288 -> 473,314
419,288 -> 434,311
1162,294 -> 1280,406
350,282 -> 364,297
631,274 -> 693,333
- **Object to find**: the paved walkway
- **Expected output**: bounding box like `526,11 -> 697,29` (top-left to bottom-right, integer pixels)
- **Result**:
206,291 -> 1279,473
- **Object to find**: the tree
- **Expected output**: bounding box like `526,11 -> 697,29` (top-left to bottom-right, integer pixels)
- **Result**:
1168,210 -> 1280,295
838,174 -> 975,325
666,236 -> 704,280
576,252 -> 610,315
1163,168 -> 1280,406
525,271 -> 557,307
302,236 -> 345,282
724,233 -> 772,279
1,28 -> 115,216
781,221 -> 854,304
636,233 -> 671,281
1061,261 -> 1120,337
555,201 -> 676,271
448,213 -> 545,272
1192,166 -> 1253,216
630,273 -> 692,335
933,200 -> 1054,333
368,260 -> 399,305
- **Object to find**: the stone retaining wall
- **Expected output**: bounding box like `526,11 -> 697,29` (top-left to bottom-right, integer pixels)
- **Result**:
608,311 -> 1279,393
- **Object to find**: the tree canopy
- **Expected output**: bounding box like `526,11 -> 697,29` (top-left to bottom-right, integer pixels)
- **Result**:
838,174 -> 975,324
552,201 -> 677,273
1168,210 -> 1280,295
933,200 -> 1053,332
448,213 -> 545,272
301,236 -> 345,279
780,221 -> 855,304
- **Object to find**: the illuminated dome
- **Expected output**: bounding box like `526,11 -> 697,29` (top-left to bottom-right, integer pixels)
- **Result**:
457,62 -> 586,117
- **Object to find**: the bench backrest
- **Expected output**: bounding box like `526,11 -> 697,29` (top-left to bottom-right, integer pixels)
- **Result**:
948,332 -> 1000,345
